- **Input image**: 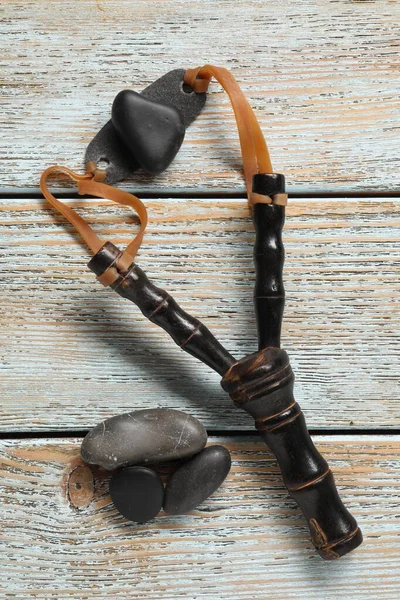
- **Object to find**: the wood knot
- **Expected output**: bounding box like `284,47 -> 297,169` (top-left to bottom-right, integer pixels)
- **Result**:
67,463 -> 95,508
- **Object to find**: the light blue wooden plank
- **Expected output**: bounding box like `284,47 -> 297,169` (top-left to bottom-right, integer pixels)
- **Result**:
0,0 -> 399,193
0,435 -> 398,599
0,196 -> 398,431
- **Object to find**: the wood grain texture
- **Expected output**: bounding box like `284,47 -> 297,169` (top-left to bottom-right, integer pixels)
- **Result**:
0,196 -> 398,431
1,0 -> 399,193
0,435 -> 399,599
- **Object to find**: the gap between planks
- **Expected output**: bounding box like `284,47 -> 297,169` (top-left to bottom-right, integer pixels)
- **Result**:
1,428 -> 399,441
1,191 -> 400,200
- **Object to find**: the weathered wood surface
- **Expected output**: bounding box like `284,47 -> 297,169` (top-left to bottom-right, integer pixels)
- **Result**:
1,196 -> 398,431
1,0 -> 399,193
0,435 -> 399,599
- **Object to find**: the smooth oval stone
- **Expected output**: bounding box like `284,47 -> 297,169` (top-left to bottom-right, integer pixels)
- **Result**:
164,445 -> 231,515
81,408 -> 207,470
110,466 -> 164,523
111,90 -> 185,175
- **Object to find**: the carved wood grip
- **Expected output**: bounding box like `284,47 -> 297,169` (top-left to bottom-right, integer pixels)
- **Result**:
87,242 -> 235,376
252,174 -> 286,349
221,347 -> 363,559
253,202 -> 285,349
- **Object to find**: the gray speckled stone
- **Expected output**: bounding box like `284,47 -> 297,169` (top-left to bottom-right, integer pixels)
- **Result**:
81,408 -> 207,470
164,445 -> 232,515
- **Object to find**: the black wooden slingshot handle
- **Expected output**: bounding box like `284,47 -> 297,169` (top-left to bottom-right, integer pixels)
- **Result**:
248,173 -> 362,558
220,347 -> 362,559
252,188 -> 286,349
87,241 -> 236,376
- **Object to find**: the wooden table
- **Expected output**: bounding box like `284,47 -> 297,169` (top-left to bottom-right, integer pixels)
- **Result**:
1,1 -> 399,597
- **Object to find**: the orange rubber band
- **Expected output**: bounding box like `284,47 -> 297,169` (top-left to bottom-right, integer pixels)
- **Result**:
40,165 -> 148,266
184,65 -> 273,203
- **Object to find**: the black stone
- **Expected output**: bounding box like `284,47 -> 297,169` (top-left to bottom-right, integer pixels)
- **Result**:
81,408 -> 207,470
111,90 -> 185,175
164,445 -> 232,515
110,466 -> 164,523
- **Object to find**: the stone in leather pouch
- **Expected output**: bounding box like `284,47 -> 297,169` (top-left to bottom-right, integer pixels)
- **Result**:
85,69 -> 206,183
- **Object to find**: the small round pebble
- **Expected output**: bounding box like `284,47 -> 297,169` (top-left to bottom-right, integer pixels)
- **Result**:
164,445 -> 231,515
110,466 -> 164,523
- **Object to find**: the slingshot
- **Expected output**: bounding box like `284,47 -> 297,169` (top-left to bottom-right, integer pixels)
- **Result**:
40,65 -> 362,560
